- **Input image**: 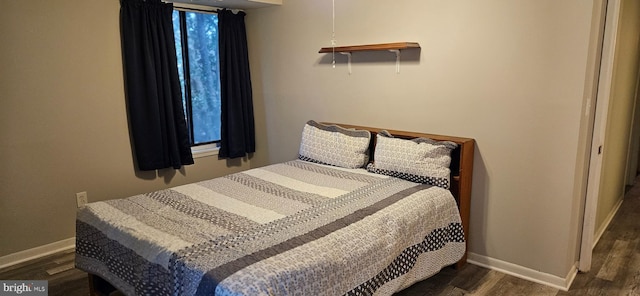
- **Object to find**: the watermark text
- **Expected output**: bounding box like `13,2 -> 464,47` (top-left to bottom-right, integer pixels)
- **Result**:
0,281 -> 47,296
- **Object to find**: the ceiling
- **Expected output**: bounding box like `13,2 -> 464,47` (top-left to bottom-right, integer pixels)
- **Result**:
170,0 -> 281,10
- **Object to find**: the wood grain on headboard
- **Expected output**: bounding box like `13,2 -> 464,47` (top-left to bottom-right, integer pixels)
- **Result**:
324,123 -> 475,268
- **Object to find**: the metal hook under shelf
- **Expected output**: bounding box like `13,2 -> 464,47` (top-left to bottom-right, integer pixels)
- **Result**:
340,52 -> 352,75
389,49 -> 401,74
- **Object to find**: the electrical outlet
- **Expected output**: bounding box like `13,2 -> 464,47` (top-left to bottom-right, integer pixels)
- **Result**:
76,191 -> 88,208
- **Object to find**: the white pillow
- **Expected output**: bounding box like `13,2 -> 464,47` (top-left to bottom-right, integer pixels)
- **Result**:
298,120 -> 371,169
366,130 -> 457,189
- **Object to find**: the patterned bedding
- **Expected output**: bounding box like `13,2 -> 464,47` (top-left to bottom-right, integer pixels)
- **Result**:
76,160 -> 465,296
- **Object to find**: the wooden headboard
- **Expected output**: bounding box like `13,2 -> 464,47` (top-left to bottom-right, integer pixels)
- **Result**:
324,123 -> 475,267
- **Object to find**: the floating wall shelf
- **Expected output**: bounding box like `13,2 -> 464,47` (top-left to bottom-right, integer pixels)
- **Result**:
319,42 -> 420,74
318,42 -> 420,53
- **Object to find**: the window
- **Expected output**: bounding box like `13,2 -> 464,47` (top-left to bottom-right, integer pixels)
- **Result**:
172,9 -> 221,147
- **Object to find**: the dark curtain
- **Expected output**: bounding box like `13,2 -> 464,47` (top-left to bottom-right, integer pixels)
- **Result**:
120,0 -> 194,170
218,9 -> 256,159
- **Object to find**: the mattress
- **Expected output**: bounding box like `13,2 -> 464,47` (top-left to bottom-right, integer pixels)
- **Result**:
76,160 -> 465,296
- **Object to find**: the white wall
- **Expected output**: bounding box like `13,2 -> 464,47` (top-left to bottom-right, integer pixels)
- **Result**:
0,0 -> 605,284
0,0 -> 253,258
247,0 -> 599,279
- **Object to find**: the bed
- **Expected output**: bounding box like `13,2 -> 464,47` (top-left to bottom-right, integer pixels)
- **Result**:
76,122 -> 474,296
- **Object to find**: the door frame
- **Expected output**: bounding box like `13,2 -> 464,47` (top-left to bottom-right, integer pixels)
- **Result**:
579,0 -> 622,272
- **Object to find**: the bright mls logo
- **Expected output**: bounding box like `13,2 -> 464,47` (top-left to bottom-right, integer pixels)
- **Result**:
0,281 -> 47,296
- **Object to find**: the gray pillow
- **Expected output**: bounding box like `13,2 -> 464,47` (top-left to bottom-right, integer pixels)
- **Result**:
366,130 -> 457,189
298,120 -> 371,168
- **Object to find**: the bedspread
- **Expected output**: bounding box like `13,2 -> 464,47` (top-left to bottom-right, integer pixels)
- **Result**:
76,160 -> 465,296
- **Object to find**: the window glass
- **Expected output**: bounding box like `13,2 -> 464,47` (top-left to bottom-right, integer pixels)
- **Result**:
172,10 -> 221,145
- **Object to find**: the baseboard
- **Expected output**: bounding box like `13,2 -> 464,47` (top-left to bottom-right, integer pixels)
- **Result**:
467,252 -> 578,291
592,196 -> 624,249
0,237 -> 76,270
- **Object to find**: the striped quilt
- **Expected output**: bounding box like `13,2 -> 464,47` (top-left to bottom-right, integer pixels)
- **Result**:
75,160 -> 465,296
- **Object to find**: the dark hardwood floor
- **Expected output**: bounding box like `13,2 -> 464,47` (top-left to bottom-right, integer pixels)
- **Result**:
0,248 -> 90,296
1,182 -> 639,295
